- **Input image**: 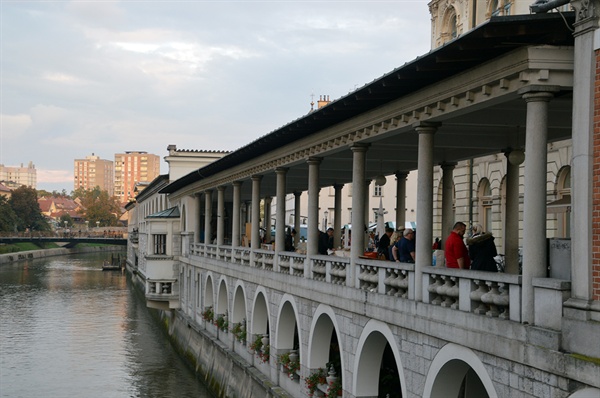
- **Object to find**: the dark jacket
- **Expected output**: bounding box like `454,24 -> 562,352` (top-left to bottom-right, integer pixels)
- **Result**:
466,232 -> 498,272
377,233 -> 391,260
318,231 -> 332,255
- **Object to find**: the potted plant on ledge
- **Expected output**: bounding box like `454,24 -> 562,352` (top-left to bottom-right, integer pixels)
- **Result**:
304,368 -> 326,397
201,306 -> 214,322
278,351 -> 300,379
231,321 -> 247,344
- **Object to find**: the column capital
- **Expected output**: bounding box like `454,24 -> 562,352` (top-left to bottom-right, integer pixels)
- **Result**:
307,157 -> 323,165
350,143 -> 370,153
264,196 -> 272,203
251,174 -> 263,182
333,183 -> 344,190
440,162 -> 457,170
571,0 -> 599,33
217,185 -> 227,192
293,190 -> 302,197
204,189 -> 213,194
413,121 -> 441,134
395,171 -> 409,180
232,180 -> 243,187
275,167 -> 289,175
518,85 -> 560,101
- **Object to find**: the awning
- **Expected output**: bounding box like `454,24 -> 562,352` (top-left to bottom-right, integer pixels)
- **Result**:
547,195 -> 570,214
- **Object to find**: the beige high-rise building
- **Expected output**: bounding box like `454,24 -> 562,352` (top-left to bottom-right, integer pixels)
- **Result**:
0,161 -> 37,188
114,151 -> 160,204
74,154 -> 114,195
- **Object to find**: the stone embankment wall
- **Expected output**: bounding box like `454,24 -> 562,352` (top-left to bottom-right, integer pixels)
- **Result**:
0,246 -> 125,265
127,267 -> 290,398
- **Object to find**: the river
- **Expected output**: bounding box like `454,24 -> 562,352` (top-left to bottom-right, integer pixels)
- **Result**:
0,252 -> 212,398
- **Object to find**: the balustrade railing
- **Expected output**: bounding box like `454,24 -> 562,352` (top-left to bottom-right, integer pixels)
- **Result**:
146,279 -> 177,297
187,246 -> 525,322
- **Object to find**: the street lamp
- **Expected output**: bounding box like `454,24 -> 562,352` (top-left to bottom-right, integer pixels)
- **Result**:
96,221 -> 100,229
85,221 -> 89,231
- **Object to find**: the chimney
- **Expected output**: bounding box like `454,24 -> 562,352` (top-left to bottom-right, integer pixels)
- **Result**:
317,95 -> 331,109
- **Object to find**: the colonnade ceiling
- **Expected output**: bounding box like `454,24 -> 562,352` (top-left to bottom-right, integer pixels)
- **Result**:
164,14 -> 575,204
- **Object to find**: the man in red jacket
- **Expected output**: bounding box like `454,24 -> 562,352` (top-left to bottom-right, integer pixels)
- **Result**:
445,222 -> 470,269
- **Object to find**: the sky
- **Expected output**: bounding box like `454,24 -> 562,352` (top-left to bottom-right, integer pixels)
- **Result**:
1,0 -> 432,193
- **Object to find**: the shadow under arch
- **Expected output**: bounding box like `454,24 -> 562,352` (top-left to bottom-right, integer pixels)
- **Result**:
352,319 -> 407,397
231,281 -> 248,325
251,286 -> 271,338
216,277 -> 229,317
275,294 -> 302,352
203,273 -> 215,310
423,343 -> 497,398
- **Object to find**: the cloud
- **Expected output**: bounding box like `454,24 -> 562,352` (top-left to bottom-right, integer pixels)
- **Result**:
0,113 -> 32,138
37,169 -> 73,184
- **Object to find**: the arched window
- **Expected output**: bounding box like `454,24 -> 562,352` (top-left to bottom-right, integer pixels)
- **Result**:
478,179 -> 493,233
556,167 -> 571,238
441,7 -> 458,44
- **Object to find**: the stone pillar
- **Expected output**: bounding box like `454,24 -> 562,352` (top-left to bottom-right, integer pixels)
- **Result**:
441,162 -> 456,248
204,190 -> 213,246
395,172 -> 408,230
294,191 -> 302,247
264,196 -> 272,244
251,175 -> 263,251
217,186 -> 226,246
504,151 -> 523,274
275,168 -> 288,253
568,0 -> 598,304
364,180 -> 372,231
333,184 -> 343,249
195,193 -> 202,243
415,123 -> 438,301
307,158 -> 322,256
232,181 -> 242,247
519,87 -> 558,324
350,144 -> 369,288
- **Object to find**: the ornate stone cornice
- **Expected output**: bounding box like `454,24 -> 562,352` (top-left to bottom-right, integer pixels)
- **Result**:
571,0 -> 600,34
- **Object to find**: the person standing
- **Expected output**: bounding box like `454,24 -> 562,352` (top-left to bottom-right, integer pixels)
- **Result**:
445,222 -> 470,269
392,228 -> 416,263
318,227 -> 334,255
377,227 -> 394,260
466,224 -> 498,272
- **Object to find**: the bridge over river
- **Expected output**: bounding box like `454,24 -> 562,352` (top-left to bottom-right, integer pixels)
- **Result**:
0,236 -> 127,248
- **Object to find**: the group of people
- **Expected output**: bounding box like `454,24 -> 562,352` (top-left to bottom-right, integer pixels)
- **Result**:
445,221 -> 498,272
375,227 -> 416,263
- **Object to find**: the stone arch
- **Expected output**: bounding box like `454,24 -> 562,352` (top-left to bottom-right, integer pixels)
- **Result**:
203,273 -> 215,311
216,277 -> 229,317
275,294 -> 301,351
231,281 -> 248,325
352,319 -> 407,397
440,5 -> 458,44
568,388 -> 600,398
251,287 -> 271,338
476,177 -> 493,233
423,343 -> 497,398
307,305 -> 345,391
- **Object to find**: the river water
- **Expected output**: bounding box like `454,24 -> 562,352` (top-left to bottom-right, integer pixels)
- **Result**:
0,252 -> 212,398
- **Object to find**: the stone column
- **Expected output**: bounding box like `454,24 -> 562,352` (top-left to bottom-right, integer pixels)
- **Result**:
232,181 -> 242,247
204,190 -> 213,246
350,144 -> 369,288
251,175 -> 262,251
519,86 -> 557,324
275,168 -> 288,253
294,191 -> 302,247
395,172 -> 408,230
264,196 -> 272,244
364,180 -> 372,231
415,123 -> 438,301
194,193 -> 202,243
216,186 -> 226,246
307,158 -> 322,256
568,0 -> 598,305
441,162 -> 456,248
333,184 -> 343,249
504,151 -> 523,274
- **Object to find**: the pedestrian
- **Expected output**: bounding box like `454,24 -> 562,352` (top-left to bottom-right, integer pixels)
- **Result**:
466,224 -> 498,272
444,222 -> 470,269
377,227 -> 394,260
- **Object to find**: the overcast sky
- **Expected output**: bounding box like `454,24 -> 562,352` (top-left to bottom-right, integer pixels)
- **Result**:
1,0 -> 431,193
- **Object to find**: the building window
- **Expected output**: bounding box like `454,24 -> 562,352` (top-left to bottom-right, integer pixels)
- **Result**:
479,179 -> 493,233
374,185 -> 383,197
153,234 -> 167,255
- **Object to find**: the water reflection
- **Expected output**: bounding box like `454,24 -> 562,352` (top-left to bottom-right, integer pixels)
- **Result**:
0,253 -> 211,398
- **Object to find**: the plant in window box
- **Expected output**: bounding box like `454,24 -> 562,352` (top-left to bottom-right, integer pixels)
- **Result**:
201,306 -> 214,322
258,344 -> 270,363
215,314 -> 228,332
279,351 -> 300,378
326,377 -> 342,397
304,368 -> 326,396
249,334 -> 263,353
231,322 -> 247,344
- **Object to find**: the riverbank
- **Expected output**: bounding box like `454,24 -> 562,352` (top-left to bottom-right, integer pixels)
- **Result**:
126,262 -> 292,398
0,245 -> 125,265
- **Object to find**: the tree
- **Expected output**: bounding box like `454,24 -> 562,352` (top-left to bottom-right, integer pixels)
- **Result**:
76,187 -> 122,227
59,213 -> 74,227
0,195 -> 18,232
9,186 -> 50,231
